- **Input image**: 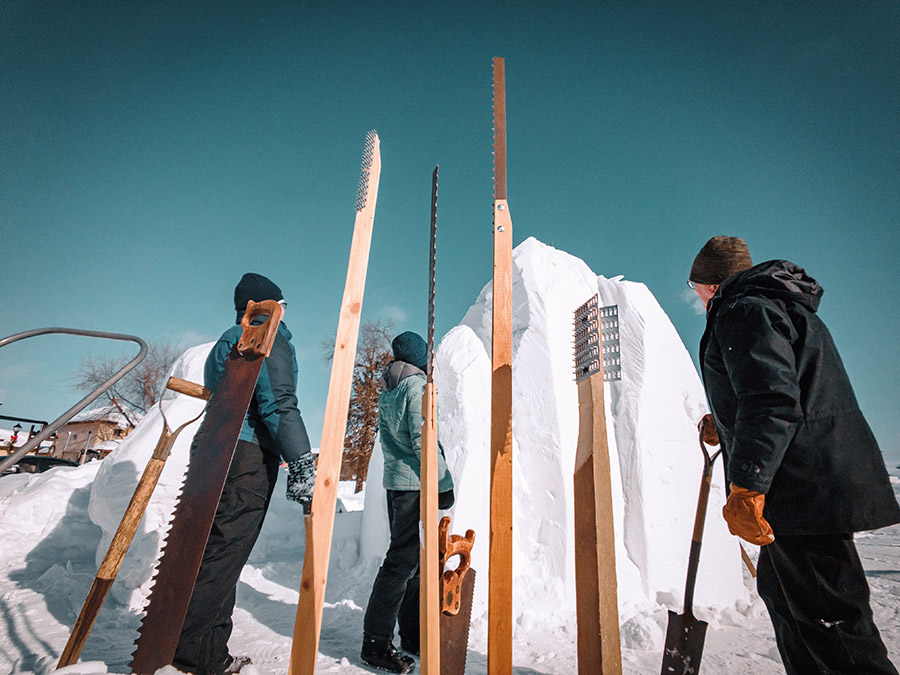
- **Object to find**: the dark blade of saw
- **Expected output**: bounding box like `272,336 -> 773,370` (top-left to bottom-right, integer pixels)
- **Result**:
427,164 -> 438,381
129,349 -> 265,673
493,57 -> 507,201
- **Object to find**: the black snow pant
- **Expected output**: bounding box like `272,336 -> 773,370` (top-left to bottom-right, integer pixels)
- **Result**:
757,533 -> 899,675
173,440 -> 280,675
363,489 -> 421,647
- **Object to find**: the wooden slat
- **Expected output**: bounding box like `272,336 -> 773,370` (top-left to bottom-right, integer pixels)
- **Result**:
420,382 -> 441,674
59,456 -> 166,666
59,375 -> 209,668
289,133 -> 380,675
573,375 -> 622,674
488,199 -> 514,675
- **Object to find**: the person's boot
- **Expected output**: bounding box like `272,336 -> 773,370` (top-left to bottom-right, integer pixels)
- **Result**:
222,655 -> 253,674
399,635 -> 419,656
360,637 -> 415,673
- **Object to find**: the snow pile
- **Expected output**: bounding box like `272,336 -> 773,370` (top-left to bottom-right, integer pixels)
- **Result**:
0,237 -> 793,674
88,343 -> 211,608
360,238 -> 746,648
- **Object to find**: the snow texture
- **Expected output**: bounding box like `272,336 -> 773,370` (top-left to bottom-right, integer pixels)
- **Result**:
0,238 -> 897,674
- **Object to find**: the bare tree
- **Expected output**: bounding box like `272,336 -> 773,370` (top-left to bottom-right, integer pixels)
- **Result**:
70,341 -> 183,422
324,320 -> 393,492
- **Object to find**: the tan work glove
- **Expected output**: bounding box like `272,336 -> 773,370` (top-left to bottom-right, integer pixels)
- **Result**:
699,413 -> 719,446
723,483 -> 775,546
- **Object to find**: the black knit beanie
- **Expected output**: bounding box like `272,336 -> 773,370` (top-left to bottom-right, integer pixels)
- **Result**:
689,236 -> 753,285
391,331 -> 427,370
234,273 -> 283,313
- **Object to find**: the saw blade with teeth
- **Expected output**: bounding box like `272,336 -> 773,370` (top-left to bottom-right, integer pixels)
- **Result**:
129,300 -> 282,674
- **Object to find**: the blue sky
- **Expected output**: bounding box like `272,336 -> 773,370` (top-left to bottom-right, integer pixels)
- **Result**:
2,2 -> 898,464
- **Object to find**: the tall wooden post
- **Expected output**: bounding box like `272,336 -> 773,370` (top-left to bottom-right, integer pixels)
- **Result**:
420,166 -> 441,675
573,298 -> 622,674
289,131 -> 380,675
489,56 -> 514,675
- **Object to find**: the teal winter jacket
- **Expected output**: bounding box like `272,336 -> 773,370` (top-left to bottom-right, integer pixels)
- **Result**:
204,320 -> 311,464
379,360 -> 454,492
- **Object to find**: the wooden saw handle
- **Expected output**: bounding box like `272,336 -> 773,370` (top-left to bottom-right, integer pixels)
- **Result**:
439,516 -> 476,616
238,299 -> 283,357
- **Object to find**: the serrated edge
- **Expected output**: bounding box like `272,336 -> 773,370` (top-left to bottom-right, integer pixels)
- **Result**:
427,165 -> 438,377
356,130 -> 378,211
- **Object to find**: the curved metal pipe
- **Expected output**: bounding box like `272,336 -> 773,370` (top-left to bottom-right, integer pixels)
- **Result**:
0,328 -> 148,475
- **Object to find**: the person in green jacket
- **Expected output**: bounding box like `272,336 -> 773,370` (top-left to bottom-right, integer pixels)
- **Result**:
361,331 -> 454,674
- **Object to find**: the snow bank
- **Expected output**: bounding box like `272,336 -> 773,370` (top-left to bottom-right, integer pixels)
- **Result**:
362,237 -> 746,646
87,343 -> 212,608
65,237 -> 747,636
0,237 -> 753,672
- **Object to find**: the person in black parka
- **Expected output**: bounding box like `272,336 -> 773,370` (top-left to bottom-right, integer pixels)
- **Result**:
689,236 -> 900,675
173,273 -> 316,675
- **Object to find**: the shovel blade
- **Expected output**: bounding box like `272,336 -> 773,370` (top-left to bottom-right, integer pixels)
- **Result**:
660,609 -> 708,675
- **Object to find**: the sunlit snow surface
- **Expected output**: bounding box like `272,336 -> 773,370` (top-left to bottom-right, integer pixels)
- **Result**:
1,240 -> 897,674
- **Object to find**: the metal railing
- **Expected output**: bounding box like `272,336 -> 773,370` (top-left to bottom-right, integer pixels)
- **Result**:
0,328 -> 148,474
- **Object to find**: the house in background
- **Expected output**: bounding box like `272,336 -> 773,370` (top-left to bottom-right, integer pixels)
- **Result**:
55,401 -> 138,462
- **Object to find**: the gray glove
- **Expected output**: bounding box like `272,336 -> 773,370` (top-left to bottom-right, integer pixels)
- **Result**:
286,453 -> 316,510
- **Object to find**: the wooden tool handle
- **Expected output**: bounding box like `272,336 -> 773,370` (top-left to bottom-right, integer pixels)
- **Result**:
238,299 -> 283,357
166,377 -> 211,400
443,533 -> 475,572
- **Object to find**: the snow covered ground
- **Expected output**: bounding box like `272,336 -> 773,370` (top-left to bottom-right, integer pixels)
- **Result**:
1,239 -> 898,674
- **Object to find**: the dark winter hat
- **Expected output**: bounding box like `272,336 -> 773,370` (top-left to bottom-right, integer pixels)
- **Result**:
391,331 -> 427,370
689,236 -> 753,285
234,272 -> 283,313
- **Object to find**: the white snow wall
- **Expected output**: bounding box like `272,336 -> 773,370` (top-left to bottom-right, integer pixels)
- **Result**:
361,237 -> 746,627
87,236 -> 746,626
87,343 -> 212,607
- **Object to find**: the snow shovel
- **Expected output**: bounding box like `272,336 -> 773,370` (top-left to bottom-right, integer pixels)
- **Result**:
58,376 -> 210,668
660,416 -> 722,675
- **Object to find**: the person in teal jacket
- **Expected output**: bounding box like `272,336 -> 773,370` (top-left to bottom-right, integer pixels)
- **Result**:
361,331 -> 454,674
174,273 -> 315,675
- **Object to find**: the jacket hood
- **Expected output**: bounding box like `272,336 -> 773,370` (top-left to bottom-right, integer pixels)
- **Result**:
382,360 -> 425,392
714,260 -> 823,314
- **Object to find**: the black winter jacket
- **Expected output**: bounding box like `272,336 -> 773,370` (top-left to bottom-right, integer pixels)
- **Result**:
700,260 -> 900,535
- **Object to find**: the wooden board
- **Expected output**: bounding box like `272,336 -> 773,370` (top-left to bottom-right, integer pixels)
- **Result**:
489,55 -> 514,675
289,132 -> 380,675
489,199 -> 514,673
420,381 -> 441,674
573,375 -> 622,674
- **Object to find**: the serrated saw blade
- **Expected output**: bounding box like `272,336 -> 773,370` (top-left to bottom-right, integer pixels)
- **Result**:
493,57 -> 507,201
427,164 -> 438,381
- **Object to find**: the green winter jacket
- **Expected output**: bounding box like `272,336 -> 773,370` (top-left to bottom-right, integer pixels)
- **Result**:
379,360 -> 454,492
204,320 -> 311,464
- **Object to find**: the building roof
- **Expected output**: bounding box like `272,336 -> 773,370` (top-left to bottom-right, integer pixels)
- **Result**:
68,403 -> 140,429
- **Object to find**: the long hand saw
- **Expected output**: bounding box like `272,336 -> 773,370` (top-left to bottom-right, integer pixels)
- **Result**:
129,300 -> 283,673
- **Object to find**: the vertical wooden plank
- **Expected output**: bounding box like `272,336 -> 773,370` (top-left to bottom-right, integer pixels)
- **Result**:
289,133 -> 380,675
574,375 -> 622,674
420,382 -> 441,675
489,199 -> 514,674
489,55 -> 514,675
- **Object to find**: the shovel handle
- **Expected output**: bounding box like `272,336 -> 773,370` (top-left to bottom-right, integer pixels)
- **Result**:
682,418 -> 724,614
166,377 -> 211,400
